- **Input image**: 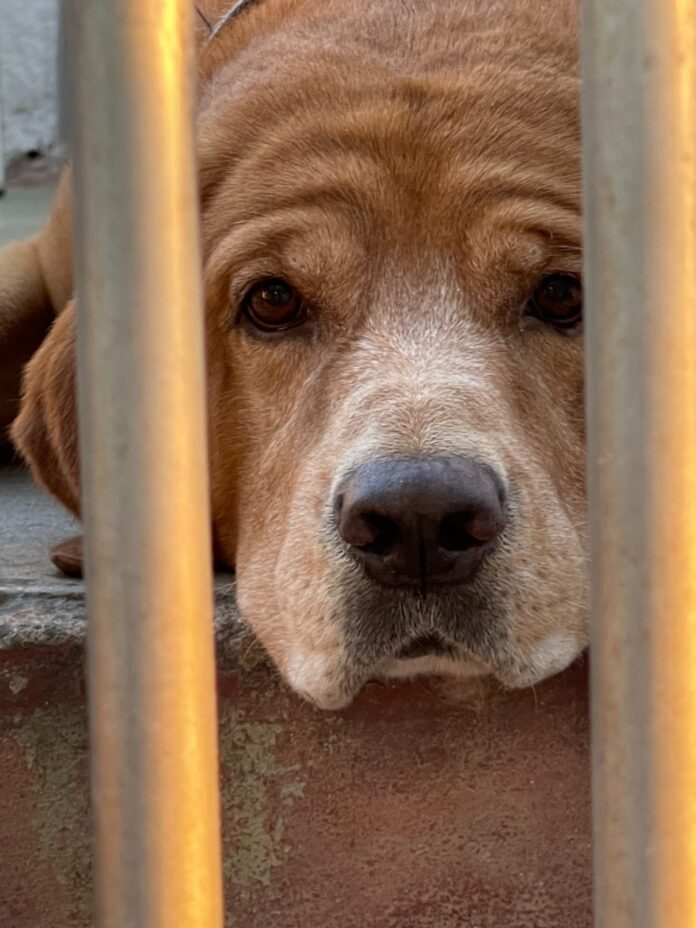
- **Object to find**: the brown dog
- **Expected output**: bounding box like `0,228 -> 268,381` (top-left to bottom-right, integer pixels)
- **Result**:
2,0 -> 585,708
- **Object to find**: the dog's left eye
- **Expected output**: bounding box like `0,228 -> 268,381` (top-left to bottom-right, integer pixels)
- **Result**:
243,278 -> 307,332
527,273 -> 583,329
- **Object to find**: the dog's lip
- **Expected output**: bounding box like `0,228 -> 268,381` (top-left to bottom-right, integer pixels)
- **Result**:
395,633 -> 457,660
291,641 -> 495,709
296,687 -> 356,712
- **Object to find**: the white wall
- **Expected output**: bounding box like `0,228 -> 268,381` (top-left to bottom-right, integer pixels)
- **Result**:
1,0 -> 60,163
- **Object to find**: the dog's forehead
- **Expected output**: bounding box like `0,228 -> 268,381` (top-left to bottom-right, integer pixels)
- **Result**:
197,0 -> 582,301
198,0 -> 581,172
199,66 -> 581,261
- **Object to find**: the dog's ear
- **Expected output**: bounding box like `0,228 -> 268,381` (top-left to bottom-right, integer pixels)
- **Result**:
0,170 -> 74,443
11,300 -> 81,517
0,238 -> 54,440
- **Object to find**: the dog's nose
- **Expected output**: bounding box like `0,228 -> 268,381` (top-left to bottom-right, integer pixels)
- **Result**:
335,456 -> 507,590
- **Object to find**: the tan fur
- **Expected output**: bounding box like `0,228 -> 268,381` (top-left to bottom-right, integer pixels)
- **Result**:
4,0 -> 586,707
0,172 -> 73,441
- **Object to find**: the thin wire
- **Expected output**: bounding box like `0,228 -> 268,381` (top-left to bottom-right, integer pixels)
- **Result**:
210,0 -> 261,39
195,6 -> 213,32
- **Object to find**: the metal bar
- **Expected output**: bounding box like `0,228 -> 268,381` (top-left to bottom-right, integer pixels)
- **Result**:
0,42 -> 5,194
582,2 -> 696,926
66,2 -> 224,926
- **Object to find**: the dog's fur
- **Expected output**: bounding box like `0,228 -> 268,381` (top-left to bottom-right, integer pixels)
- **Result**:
1,0 -> 586,708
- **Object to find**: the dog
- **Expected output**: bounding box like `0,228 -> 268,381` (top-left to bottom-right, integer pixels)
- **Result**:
1,0 -> 585,709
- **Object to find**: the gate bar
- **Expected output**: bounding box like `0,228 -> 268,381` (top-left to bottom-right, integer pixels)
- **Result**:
66,2 -> 224,925
583,2 -> 696,926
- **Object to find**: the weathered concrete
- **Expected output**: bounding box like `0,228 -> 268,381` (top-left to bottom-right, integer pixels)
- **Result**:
0,182 -> 57,247
1,0 -> 60,163
0,467 -> 245,650
0,469 -> 593,926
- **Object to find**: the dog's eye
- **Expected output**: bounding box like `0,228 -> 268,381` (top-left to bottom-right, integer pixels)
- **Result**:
528,273 -> 583,328
243,278 -> 306,332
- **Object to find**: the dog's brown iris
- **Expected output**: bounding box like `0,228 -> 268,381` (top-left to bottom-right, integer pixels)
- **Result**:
529,273 -> 582,328
244,278 -> 306,331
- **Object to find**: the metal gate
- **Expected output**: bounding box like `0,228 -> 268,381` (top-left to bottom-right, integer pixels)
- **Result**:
64,1 -> 696,925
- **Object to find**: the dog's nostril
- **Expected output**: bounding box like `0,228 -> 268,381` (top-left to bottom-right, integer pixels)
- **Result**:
342,511 -> 399,554
359,514 -> 399,556
439,507 -> 504,551
438,512 -> 477,553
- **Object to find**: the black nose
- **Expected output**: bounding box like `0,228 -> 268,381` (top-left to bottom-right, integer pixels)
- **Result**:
335,456 -> 507,591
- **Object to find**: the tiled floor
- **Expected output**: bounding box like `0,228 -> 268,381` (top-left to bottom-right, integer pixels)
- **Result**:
0,184 -> 56,246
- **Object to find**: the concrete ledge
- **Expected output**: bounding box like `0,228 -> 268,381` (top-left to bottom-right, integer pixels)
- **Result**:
0,466 -> 251,655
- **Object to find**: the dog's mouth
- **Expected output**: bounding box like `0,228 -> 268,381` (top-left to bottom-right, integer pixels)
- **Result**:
395,633 -> 458,660
324,582 -> 503,703
371,632 -> 491,692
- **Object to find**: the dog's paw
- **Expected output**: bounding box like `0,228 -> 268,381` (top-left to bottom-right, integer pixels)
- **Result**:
51,534 -> 83,578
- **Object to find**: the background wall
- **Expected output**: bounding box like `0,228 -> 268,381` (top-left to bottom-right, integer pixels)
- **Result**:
1,0 -> 60,164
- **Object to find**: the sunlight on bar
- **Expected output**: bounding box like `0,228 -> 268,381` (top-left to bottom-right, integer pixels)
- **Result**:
66,1 -> 224,925
583,1 -> 696,926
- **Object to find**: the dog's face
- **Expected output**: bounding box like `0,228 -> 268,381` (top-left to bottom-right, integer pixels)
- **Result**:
197,1 -> 586,708
10,0 -> 586,709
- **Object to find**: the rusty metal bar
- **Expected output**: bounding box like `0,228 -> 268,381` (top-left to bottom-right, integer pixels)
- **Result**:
65,1 -> 224,925
582,1 -> 696,926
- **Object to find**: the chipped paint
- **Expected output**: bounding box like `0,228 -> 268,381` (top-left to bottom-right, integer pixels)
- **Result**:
218,702 -> 306,895
0,647 -> 592,928
7,671 -> 28,695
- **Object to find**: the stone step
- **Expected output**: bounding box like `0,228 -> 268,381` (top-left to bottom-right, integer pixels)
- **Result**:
0,467 -> 592,927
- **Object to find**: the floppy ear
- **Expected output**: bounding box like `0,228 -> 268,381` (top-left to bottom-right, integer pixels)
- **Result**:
0,170 -> 74,443
0,237 -> 54,440
11,300 -> 81,517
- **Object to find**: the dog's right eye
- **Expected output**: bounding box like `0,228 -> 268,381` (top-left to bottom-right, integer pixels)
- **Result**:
242,278 -> 307,332
527,273 -> 583,329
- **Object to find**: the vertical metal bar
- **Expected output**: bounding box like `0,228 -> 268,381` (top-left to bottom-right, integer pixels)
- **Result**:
0,44 -> 5,194
583,2 -> 696,926
66,2 -> 224,926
